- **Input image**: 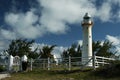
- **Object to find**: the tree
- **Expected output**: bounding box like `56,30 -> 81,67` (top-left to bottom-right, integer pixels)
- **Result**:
62,40 -> 116,58
62,50 -> 68,58
39,45 -> 56,59
93,41 -> 116,57
62,44 -> 82,58
28,47 -> 40,59
7,39 -> 34,57
76,45 -> 82,57
92,41 -> 101,55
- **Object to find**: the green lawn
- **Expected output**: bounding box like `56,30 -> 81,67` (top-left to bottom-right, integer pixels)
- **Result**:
2,68 -> 120,80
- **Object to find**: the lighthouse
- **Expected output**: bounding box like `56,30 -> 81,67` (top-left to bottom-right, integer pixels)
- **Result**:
81,13 -> 93,67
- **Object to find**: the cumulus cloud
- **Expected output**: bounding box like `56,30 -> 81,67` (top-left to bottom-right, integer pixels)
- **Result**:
106,35 -> 120,45
30,43 -> 48,52
0,41 -> 7,50
117,11 -> 120,21
5,9 -> 43,39
39,0 -> 96,33
0,28 -> 15,51
5,0 -> 97,39
52,46 -> 68,58
0,0 -> 120,52
31,43 -> 67,58
0,39 -> 10,52
0,29 -> 16,40
3,0 -> 120,40
77,40 -> 83,46
106,35 -> 120,55
96,2 -> 112,22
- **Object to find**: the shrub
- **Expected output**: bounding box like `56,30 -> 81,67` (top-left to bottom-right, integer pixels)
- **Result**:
0,65 -> 6,72
95,60 -> 120,77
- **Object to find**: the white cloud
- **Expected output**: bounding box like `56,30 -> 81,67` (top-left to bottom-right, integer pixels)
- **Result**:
0,29 -> 16,40
3,0 -> 120,40
108,0 -> 120,5
52,46 -> 68,58
77,40 -> 83,46
100,40 -> 104,46
30,43 -> 48,52
31,43 -> 67,58
5,9 -> 43,39
106,35 -> 120,55
0,0 -> 120,52
39,0 -> 96,22
39,0 -> 96,34
106,35 -> 120,45
117,11 -> 120,21
96,2 -> 112,22
0,40 -> 10,51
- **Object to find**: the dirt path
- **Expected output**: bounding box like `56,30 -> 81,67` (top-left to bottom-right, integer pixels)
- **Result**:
0,73 -> 10,80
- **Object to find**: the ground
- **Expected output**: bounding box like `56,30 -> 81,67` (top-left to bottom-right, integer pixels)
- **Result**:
1,68 -> 120,80
0,73 -> 10,79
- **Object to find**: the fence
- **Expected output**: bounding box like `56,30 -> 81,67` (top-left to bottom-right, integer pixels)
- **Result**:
0,55 -> 21,72
32,56 -> 82,71
0,55 -> 116,72
0,56 -> 8,70
94,56 -> 115,68
31,56 -> 115,70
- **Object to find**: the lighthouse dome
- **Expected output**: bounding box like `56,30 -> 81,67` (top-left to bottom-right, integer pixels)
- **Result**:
83,13 -> 91,19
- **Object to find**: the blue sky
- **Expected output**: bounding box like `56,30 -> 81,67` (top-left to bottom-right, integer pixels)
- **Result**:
0,0 -> 120,55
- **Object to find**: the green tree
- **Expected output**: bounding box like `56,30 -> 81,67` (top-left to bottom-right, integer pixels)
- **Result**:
39,45 -> 56,59
62,41 -> 116,58
7,39 -> 34,57
62,44 -> 82,58
76,45 -> 82,57
93,41 -> 115,57
67,44 -> 77,57
28,47 -> 40,59
92,41 -> 101,55
62,50 -> 68,58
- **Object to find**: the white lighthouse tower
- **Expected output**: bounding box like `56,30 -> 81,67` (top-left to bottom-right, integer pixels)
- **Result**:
81,13 -> 93,67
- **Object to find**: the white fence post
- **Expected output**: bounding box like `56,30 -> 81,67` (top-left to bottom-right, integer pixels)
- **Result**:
30,58 -> 33,71
69,56 -> 71,71
21,55 -> 28,71
102,57 -> 104,66
8,55 -> 13,71
20,58 -> 22,71
93,55 -> 95,70
48,57 -> 50,70
29,56 -> 114,70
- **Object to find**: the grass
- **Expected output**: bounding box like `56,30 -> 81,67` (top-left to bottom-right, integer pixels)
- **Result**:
2,68 -> 120,80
